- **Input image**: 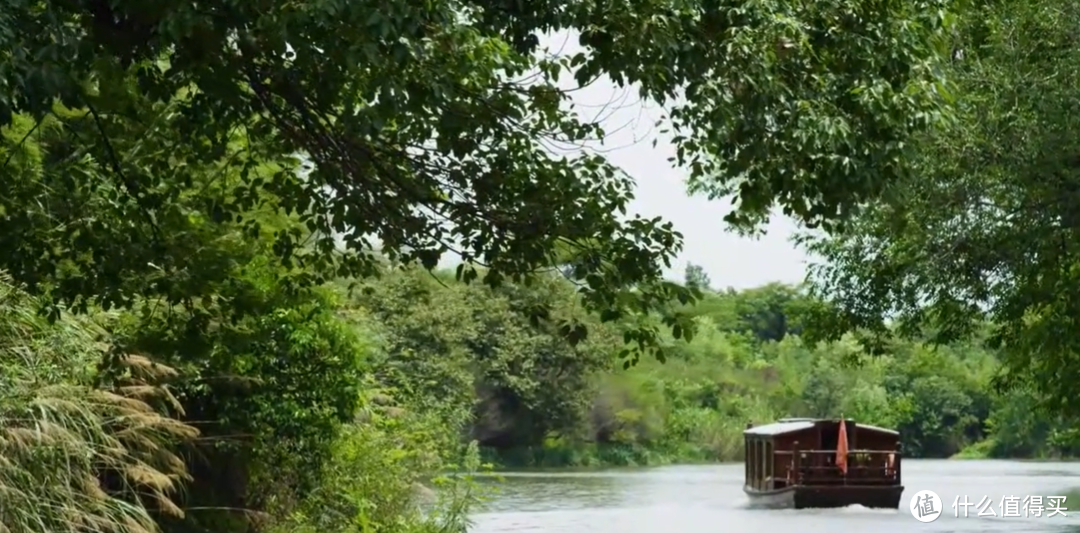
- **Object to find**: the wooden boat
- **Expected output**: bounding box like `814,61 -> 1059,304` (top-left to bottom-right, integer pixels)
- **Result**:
743,418 -> 904,510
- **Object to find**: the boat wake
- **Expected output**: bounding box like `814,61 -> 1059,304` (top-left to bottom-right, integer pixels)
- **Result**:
833,504 -> 899,514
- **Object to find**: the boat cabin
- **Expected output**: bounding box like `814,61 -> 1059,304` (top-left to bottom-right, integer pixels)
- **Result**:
743,418 -> 902,492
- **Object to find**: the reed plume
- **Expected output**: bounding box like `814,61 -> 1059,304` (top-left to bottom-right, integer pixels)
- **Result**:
0,274 -> 197,533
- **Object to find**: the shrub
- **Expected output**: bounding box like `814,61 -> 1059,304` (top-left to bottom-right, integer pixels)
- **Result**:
270,382 -> 489,533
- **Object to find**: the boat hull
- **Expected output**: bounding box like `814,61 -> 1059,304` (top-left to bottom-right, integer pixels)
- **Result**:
744,485 -> 904,510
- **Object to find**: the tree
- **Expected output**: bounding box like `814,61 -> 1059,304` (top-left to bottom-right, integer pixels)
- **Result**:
2,0 -> 954,361
685,283 -> 810,342
731,283 -> 808,342
800,0 -> 1080,417
684,264 -> 712,292
350,268 -> 617,450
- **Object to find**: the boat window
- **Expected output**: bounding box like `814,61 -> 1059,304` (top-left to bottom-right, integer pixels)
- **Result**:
765,441 -> 773,488
751,440 -> 760,489
753,439 -> 758,488
744,436 -> 750,485
757,440 -> 765,489
751,438 -> 760,487
758,438 -> 763,487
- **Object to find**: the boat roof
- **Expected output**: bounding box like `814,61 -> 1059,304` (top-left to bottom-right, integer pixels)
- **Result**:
857,423 -> 899,436
744,418 -> 900,437
744,420 -> 815,436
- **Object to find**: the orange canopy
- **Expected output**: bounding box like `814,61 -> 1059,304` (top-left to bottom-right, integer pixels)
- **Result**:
836,420 -> 849,475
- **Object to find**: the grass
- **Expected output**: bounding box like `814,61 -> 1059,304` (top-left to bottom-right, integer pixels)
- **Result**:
952,439 -> 994,459
0,274 -> 198,533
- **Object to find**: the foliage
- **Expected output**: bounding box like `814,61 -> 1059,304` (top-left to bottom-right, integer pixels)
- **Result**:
348,268 -> 618,451
0,255 -> 488,533
0,275 -> 197,533
0,0 -> 960,366
1,1 -> 1077,531
270,382 -> 490,533
799,0 -> 1080,419
686,283 -> 811,342
348,273 -> 1059,467
981,386 -> 1080,459
1,85 -> 474,533
103,253 -> 381,532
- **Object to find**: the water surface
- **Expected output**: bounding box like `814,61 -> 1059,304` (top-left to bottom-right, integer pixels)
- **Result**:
472,460 -> 1080,532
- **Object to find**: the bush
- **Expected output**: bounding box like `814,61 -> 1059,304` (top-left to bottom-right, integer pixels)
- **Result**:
109,258 -> 374,533
271,383 -> 490,533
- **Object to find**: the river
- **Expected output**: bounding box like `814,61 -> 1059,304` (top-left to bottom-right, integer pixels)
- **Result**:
471,460 -> 1080,532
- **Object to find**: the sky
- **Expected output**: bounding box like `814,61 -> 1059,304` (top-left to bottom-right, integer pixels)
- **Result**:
545,32 -> 811,291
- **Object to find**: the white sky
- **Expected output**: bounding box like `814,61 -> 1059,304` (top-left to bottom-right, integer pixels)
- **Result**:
545,32 -> 810,290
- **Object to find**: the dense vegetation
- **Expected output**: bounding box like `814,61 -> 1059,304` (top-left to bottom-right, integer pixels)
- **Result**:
2,0 -> 1080,532
347,265 -> 1080,468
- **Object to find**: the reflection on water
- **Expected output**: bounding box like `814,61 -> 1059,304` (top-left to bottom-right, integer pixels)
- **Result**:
477,473 -> 627,512
471,460 -> 1080,533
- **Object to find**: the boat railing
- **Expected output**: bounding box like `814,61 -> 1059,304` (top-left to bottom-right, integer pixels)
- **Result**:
774,448 -> 901,486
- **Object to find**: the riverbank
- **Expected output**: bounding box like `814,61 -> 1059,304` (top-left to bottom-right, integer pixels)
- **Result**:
486,437 -> 1080,469
481,443 -> 719,469
484,431 -> 1079,469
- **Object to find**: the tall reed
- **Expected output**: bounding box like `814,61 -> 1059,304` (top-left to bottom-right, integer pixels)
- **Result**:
0,275 -> 197,533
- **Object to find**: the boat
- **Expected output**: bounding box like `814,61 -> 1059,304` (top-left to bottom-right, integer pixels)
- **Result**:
743,417 -> 904,509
